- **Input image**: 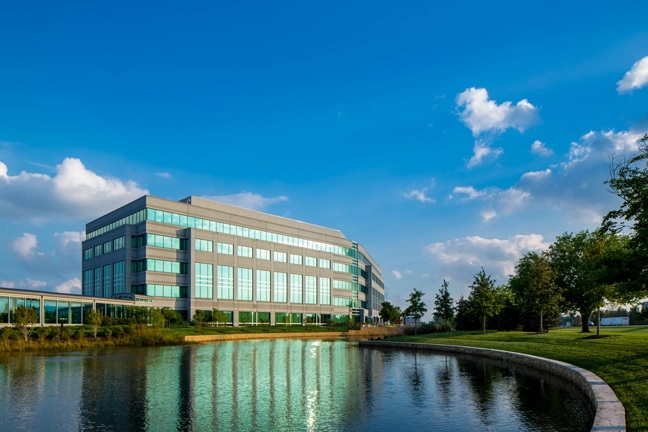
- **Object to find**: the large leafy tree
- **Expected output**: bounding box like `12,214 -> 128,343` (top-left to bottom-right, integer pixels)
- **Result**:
508,252 -> 562,333
404,288 -> 428,335
434,279 -> 455,329
547,230 -> 621,333
468,268 -> 506,334
379,301 -> 402,324
602,133 -> 648,300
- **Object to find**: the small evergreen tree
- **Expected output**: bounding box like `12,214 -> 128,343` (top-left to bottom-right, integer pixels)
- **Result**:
434,279 -> 455,330
404,288 -> 428,335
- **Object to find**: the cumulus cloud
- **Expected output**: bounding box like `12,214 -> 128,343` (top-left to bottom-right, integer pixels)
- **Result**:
11,231 -> 83,277
19,278 -> 47,289
467,141 -> 503,168
204,192 -> 288,211
12,233 -> 40,258
456,88 -> 540,136
55,278 -> 81,294
0,158 -> 148,221
452,186 -> 530,221
425,234 -> 550,294
391,270 -> 403,280
404,179 -> 436,203
617,56 -> 648,94
531,140 -> 553,157
0,280 -> 15,288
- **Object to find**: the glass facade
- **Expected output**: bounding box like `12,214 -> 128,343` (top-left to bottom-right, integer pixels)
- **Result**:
103,241 -> 112,254
319,259 -> 331,269
305,257 -> 317,267
217,242 -> 233,255
195,239 -> 213,252
132,284 -> 188,298
86,209 -> 146,239
83,249 -> 93,260
113,261 -> 125,294
83,270 -> 93,296
94,267 -> 102,297
305,276 -> 317,304
256,270 -> 270,302
274,251 -> 287,262
94,245 -> 102,257
132,233 -> 186,250
217,265 -> 234,300
274,272 -> 287,302
103,264 -> 112,298
256,249 -> 270,260
132,259 -> 187,274
113,236 -> 125,250
237,246 -> 252,258
195,263 -> 213,299
290,254 -> 302,265
0,296 -> 8,323
290,274 -> 303,304
320,277 -> 331,305
237,268 -> 253,301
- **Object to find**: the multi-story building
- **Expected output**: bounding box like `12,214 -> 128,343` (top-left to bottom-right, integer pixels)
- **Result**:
81,195 -> 385,326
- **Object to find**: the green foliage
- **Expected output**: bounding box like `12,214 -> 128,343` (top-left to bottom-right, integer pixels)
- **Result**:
468,268 -> 507,334
509,252 -> 562,333
84,309 -> 102,339
11,305 -> 39,342
212,309 -> 229,327
193,310 -> 206,333
104,327 -> 113,338
433,279 -> 455,328
60,326 -> 74,341
0,327 -> 13,341
74,326 -> 86,340
379,301 -> 402,324
150,308 -> 166,330
454,296 -> 480,331
124,306 -> 151,324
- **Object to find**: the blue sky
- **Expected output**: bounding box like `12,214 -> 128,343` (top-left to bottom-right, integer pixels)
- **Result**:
1,2 -> 647,311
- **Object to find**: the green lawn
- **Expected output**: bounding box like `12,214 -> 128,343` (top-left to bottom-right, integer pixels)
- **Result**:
386,326 -> 648,432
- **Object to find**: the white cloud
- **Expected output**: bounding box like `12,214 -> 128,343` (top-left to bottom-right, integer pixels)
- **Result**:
204,192 -> 288,211
12,233 -> 38,258
467,141 -> 503,168
425,234 -> 550,293
480,209 -> 497,222
617,56 -> 648,94
456,88 -> 540,136
55,278 -> 81,294
19,278 -> 47,289
452,186 -> 486,200
404,179 -> 436,203
391,270 -> 403,280
0,280 -> 15,288
0,158 -> 148,221
531,140 -> 553,157
156,172 -> 172,179
452,186 -> 530,221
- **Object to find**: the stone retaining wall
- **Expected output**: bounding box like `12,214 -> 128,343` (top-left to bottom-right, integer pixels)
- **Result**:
359,341 -> 625,432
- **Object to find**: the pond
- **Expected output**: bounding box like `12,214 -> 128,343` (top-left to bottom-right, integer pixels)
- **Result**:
0,339 -> 592,431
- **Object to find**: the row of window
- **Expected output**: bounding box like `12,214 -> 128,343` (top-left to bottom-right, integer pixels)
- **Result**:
332,262 -> 368,278
86,209 -> 146,239
333,297 -> 368,309
131,259 -> 188,274
133,234 -> 187,250
83,262 -> 125,298
194,263 -> 333,305
131,284 -> 188,298
83,237 -> 125,260
204,241 -> 333,268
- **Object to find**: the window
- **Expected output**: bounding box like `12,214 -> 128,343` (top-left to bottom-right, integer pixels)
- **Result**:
305,257 -> 317,267
217,265 -> 234,299
83,270 -> 93,296
256,270 -> 271,302
217,242 -> 233,255
333,280 -> 356,291
237,246 -> 253,258
238,268 -> 253,301
319,259 -> 331,269
256,249 -> 270,260
274,251 -> 287,262
274,272 -> 287,302
113,261 -> 125,294
290,274 -> 303,304
195,239 -> 213,252
334,297 -> 351,307
94,245 -> 103,257
94,267 -> 102,297
320,277 -> 331,305
83,248 -> 93,260
113,236 -> 125,250
135,234 -> 186,250
195,263 -> 213,299
103,241 -> 112,254
132,284 -> 188,298
290,254 -> 303,265
305,276 -> 317,304
103,264 -> 112,298
131,259 -> 187,274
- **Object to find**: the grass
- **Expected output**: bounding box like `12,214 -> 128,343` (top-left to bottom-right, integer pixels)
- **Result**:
385,326 -> 648,432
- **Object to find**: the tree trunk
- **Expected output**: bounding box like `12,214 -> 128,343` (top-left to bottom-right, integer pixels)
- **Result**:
539,309 -> 543,334
596,309 -> 601,337
581,310 -> 590,333
482,314 -> 486,334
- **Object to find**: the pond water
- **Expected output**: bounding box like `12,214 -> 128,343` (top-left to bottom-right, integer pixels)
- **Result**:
0,339 -> 592,431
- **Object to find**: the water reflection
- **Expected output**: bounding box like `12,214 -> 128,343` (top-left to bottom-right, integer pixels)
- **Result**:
0,341 -> 591,431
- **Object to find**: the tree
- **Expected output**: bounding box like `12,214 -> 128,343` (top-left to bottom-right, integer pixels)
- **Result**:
212,309 -> 228,327
404,288 -> 428,335
434,279 -> 455,329
379,301 -> 402,324
509,252 -> 562,333
193,310 -> 206,333
84,309 -> 102,339
12,305 -> 38,342
468,268 -> 506,334
547,231 -> 620,333
150,308 -> 166,331
602,133 -> 648,299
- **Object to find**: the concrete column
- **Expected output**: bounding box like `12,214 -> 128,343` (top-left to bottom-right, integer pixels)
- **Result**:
270,312 -> 276,326
233,311 -> 239,327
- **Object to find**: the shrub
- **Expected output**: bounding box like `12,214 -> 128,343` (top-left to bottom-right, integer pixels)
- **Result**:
74,326 -> 85,340
124,325 -> 135,335
113,325 -> 125,339
0,327 -> 13,341
104,327 -> 113,338
60,326 -> 74,341
36,327 -> 48,342
47,326 -> 60,339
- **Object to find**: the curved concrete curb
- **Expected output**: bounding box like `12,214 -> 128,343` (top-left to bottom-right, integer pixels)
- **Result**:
359,341 -> 625,432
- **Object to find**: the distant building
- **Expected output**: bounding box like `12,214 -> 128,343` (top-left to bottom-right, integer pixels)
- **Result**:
79,195 -> 385,326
